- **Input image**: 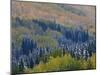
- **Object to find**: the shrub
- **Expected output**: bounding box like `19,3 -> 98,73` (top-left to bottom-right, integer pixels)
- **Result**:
87,53 -> 96,69
24,53 -> 96,73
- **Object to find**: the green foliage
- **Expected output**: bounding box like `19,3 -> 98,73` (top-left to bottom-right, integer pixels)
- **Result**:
50,49 -> 63,57
24,53 -> 96,73
87,53 -> 96,69
12,17 -> 96,74
12,64 -> 24,74
32,35 -> 58,48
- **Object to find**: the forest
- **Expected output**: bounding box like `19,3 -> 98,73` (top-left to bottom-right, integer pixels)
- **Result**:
11,17 -> 96,74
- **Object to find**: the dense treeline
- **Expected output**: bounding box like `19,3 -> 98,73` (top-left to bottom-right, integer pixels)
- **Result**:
26,53 -> 96,73
11,17 -> 96,74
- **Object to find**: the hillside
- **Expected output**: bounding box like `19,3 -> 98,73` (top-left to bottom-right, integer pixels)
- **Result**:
11,1 -> 96,74
11,1 -> 96,33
